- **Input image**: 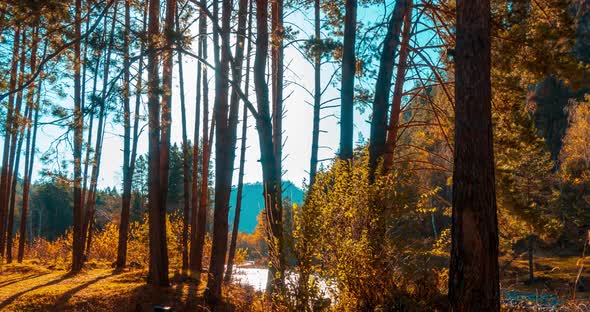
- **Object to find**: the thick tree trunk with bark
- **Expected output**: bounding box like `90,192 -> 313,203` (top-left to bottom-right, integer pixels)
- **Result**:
448,0 -> 500,310
253,0 -> 285,295
146,0 -> 169,287
339,0 -> 357,161
159,0 -> 176,228
368,0 -> 410,180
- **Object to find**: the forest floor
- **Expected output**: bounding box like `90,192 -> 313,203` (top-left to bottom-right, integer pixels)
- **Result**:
0,261 -> 259,311
501,254 -> 590,310
2,256 -> 590,311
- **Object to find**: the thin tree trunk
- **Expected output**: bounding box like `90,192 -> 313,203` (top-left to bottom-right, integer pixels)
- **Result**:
82,4 -> 118,259
6,103 -> 29,263
225,0 -> 253,283
117,0 -> 147,269
176,8 -> 191,274
206,0 -> 237,300
7,28 -> 38,262
339,0 -> 357,161
82,14 -> 106,217
190,0 -> 207,279
3,29 -> 27,260
146,0 -> 169,287
71,0 -> 84,274
224,91 -> 249,284
118,0 -> 132,270
0,25 -> 21,259
383,1 -> 413,171
368,0 -> 409,181
309,0 -> 321,186
18,73 -> 41,263
448,0 -> 500,309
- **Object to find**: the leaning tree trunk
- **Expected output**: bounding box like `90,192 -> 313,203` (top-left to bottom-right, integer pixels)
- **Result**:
448,0 -> 500,310
339,0 -> 357,161
368,0 -> 409,181
383,1 -> 413,171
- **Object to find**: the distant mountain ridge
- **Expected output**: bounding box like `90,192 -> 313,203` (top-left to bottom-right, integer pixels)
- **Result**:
228,181 -> 304,233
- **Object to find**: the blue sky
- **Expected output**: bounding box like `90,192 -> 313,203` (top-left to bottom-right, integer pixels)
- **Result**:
3,0 -> 436,192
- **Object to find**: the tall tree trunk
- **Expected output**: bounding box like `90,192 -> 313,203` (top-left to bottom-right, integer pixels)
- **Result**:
253,0 -> 285,295
339,0 -> 357,161
146,0 -> 169,287
82,4 -> 118,259
71,0 -> 84,274
176,7 -> 191,275
159,0 -> 176,216
190,0 -> 207,279
448,0 -> 500,310
225,0 -> 253,283
383,1 -> 413,171
6,103 -> 29,262
18,73 -> 41,263
152,0 -> 175,286
0,26 -> 21,257
224,97 -> 249,284
7,28 -> 38,262
268,0 -> 285,294
82,29 -> 104,209
368,0 -> 409,181
309,0 -> 321,186
2,28 -> 26,260
206,0 -> 238,300
117,0 -> 147,269
118,0 -> 132,270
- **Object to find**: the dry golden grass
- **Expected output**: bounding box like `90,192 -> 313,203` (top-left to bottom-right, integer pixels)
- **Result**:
0,261 -> 264,312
